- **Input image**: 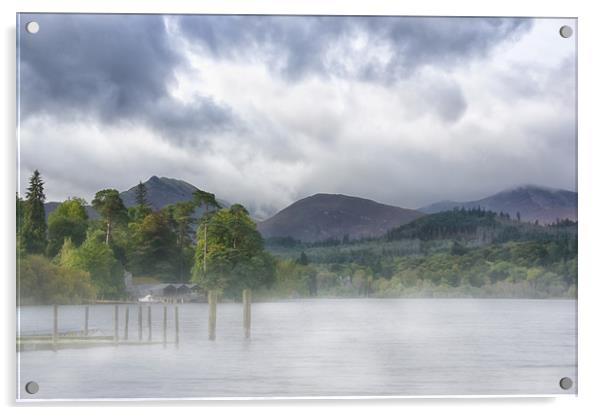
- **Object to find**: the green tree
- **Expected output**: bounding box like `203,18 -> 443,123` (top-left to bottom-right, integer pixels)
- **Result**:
297,251 -> 309,266
92,189 -> 127,245
46,197 -> 89,257
192,190 -> 222,274
128,211 -> 178,280
270,259 -> 312,297
193,190 -> 221,212
16,193 -> 26,255
450,241 -> 468,256
128,181 -> 152,222
59,233 -> 125,299
352,267 -> 373,296
295,251 -> 316,294
134,181 -> 149,207
19,253 -> 96,305
21,170 -> 47,254
16,192 -> 25,234
164,201 -> 196,282
192,204 -> 275,296
128,204 -> 152,223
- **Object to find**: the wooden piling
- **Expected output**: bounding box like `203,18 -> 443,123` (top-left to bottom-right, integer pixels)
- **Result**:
84,306 -> 89,337
175,306 -> 180,345
52,305 -> 58,347
208,290 -> 217,341
243,289 -> 251,339
147,306 -> 152,342
124,307 -> 129,341
162,305 -> 167,345
138,305 -> 143,342
114,305 -> 119,344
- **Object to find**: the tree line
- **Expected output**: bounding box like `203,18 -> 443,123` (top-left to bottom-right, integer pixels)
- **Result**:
260,209 -> 577,299
17,170 -> 578,304
17,170 -> 276,304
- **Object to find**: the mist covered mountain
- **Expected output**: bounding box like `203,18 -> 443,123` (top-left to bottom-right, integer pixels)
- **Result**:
419,185 -> 577,223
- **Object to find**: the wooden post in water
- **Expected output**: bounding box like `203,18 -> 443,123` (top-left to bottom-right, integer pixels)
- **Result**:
243,289 -> 251,339
52,304 -> 58,347
147,306 -> 152,342
162,305 -> 167,345
114,305 -> 119,344
124,307 -> 129,341
175,306 -> 180,346
138,305 -> 143,342
208,290 -> 217,341
84,306 -> 89,337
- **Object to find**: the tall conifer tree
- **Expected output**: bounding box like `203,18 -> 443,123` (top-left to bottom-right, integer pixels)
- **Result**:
21,170 -> 47,254
134,181 -> 148,207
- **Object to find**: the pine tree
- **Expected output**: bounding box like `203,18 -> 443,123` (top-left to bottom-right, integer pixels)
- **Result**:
297,251 -> 309,266
21,170 -> 47,254
16,193 -> 24,241
134,181 -> 148,207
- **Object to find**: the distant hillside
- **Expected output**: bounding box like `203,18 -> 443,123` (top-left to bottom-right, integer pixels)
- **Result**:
419,185 -> 577,224
122,176 -> 195,210
45,176 -> 227,219
257,193 -> 424,242
386,207 -> 577,243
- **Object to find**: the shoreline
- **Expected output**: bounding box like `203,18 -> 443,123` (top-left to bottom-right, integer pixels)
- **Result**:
17,296 -> 577,307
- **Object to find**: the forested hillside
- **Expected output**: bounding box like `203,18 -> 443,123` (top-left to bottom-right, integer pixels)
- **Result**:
263,208 -> 577,299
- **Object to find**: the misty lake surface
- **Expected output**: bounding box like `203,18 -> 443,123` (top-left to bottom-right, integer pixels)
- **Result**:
17,299 -> 576,399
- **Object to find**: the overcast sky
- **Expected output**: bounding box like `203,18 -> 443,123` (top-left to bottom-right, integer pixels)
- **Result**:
18,14 -> 576,219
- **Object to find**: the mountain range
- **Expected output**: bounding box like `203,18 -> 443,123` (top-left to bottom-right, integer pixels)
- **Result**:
418,185 -> 577,224
44,179 -> 577,241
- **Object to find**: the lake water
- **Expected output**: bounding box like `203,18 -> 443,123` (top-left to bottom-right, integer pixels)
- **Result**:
17,298 -> 577,400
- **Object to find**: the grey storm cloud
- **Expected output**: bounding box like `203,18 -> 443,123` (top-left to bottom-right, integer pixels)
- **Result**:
19,13 -> 237,144
19,14 -> 532,137
176,15 -> 533,82
17,14 -> 575,216
421,78 -> 468,123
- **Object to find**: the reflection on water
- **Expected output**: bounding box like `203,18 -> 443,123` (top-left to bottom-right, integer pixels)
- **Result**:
17,298 -> 577,399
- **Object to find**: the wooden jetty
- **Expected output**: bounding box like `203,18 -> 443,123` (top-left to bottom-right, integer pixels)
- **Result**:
17,336 -> 165,351
17,289 -> 253,351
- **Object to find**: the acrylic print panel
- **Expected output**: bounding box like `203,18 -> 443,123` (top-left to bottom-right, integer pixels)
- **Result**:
16,13 -> 577,400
